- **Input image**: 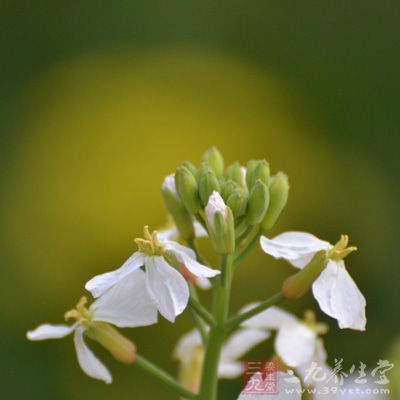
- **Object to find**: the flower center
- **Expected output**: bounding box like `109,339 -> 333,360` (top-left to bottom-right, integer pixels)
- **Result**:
328,234 -> 357,261
303,310 -> 329,336
134,225 -> 166,256
64,296 -> 92,326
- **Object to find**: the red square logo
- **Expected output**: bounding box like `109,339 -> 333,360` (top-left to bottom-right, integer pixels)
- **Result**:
243,360 -> 279,394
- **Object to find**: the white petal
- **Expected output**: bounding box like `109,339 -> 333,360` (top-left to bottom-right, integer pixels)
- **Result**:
260,232 -> 331,269
162,174 -> 178,197
205,191 -> 227,225
173,329 -> 202,364
334,266 -> 366,331
145,256 -> 189,322
311,260 -> 339,320
312,260 -> 366,331
166,241 -> 220,278
218,361 -> 245,379
221,329 -> 270,362
237,371 -> 302,400
196,277 -> 212,290
157,226 -> 178,241
85,252 -> 144,298
73,327 -> 112,384
27,324 -> 75,340
240,304 -> 298,330
194,222 -> 208,238
164,240 -> 196,258
295,338 -> 331,392
275,323 -> 317,367
90,268 -> 158,328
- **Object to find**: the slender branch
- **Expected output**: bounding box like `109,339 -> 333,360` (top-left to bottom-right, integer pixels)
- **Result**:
135,354 -> 198,400
233,228 -> 262,266
189,295 -> 216,327
189,284 -> 208,344
225,291 -> 285,332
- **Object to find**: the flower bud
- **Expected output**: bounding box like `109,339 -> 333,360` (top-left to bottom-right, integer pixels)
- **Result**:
182,161 -> 198,178
221,179 -> 240,201
161,174 -> 195,241
247,180 -> 269,225
205,191 -> 235,254
201,146 -> 224,177
175,166 -> 201,214
282,250 -> 328,299
198,165 -> 221,206
261,172 -> 289,230
85,321 -> 136,364
225,162 -> 246,187
227,188 -> 248,218
246,160 -> 270,189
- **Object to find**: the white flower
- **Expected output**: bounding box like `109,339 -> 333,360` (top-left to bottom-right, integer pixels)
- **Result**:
260,232 -> 366,331
173,327 -> 270,389
86,227 -> 220,323
241,305 -> 334,399
237,371 -> 302,400
27,269 -> 157,383
157,219 -> 210,290
241,305 -> 325,368
205,191 -> 228,224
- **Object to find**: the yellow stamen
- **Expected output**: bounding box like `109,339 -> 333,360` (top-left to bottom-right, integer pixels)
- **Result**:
303,310 -> 329,336
329,234 -> 357,261
134,225 -> 165,256
64,296 -> 92,324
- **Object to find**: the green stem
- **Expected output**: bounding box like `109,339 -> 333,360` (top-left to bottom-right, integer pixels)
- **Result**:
233,228 -> 262,266
135,354 -> 197,400
189,295 -> 216,327
189,284 -> 208,344
199,254 -> 233,400
225,291 -> 285,332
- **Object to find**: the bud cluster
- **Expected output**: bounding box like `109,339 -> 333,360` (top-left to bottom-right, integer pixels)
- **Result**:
162,147 -> 290,253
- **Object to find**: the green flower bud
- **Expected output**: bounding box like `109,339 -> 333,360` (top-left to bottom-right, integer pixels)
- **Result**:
261,172 -> 289,230
282,250 -> 328,299
247,180 -> 270,225
205,191 -> 235,254
221,179 -> 240,201
225,162 -> 246,187
85,321 -> 136,364
246,159 -> 270,189
201,146 -> 224,177
198,165 -> 221,206
182,161 -> 198,179
227,188 -> 248,218
161,174 -> 195,241
175,166 -> 201,214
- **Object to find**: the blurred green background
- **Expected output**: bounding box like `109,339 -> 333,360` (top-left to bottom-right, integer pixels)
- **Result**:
1,1 -> 399,399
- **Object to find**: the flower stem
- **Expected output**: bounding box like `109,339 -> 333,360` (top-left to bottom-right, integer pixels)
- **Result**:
225,291 -> 285,332
135,354 -> 198,400
189,284 -> 209,344
189,295 -> 216,327
199,254 -> 233,400
233,228 -> 262,267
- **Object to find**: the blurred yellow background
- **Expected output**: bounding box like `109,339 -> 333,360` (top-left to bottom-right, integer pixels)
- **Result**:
1,2 -> 399,399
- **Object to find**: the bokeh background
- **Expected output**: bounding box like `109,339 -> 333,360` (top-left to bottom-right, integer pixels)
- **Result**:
1,1 -> 399,399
